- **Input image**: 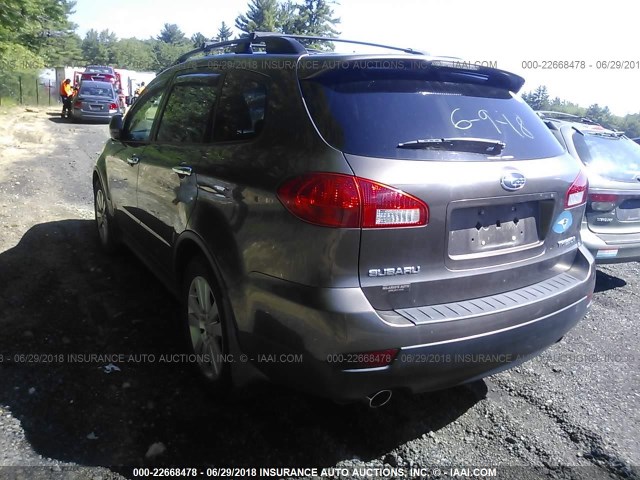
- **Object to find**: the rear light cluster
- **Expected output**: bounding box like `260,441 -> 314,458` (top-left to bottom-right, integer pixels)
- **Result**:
74,100 -> 82,108
277,173 -> 429,228
109,103 -> 118,111
565,170 -> 588,208
589,193 -> 618,212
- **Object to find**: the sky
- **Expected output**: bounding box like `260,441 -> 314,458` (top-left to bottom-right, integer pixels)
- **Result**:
69,0 -> 640,116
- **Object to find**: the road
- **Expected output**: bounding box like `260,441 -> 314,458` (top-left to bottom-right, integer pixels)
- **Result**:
0,108 -> 638,480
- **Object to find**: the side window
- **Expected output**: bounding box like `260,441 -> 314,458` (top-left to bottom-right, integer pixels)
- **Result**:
213,75 -> 266,142
156,74 -> 219,144
124,88 -> 165,142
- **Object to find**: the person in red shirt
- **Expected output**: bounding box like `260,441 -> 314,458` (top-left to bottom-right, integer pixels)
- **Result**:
59,79 -> 74,118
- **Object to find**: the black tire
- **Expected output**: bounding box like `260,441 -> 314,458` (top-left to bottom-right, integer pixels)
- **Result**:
93,180 -> 119,253
181,256 -> 231,392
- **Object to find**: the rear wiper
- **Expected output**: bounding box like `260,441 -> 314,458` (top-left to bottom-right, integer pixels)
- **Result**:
397,137 -> 506,155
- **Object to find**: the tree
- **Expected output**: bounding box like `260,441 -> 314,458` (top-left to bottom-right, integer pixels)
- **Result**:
157,23 -> 187,45
283,0 -> 340,37
0,0 -> 76,69
215,21 -> 233,42
151,40 -> 192,71
112,38 -> 155,70
236,0 -> 340,49
586,104 -> 614,128
82,29 -> 108,64
41,32 -> 84,66
235,0 -> 280,34
191,32 -> 208,48
81,29 -> 117,65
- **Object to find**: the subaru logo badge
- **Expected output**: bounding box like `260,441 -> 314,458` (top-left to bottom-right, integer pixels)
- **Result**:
500,170 -> 526,191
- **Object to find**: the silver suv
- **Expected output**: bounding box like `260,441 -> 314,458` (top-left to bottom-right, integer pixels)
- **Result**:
539,111 -> 640,263
93,33 -> 595,406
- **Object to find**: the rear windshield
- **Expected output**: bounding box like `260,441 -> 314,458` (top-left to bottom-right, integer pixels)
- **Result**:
573,131 -> 640,182
80,84 -> 113,98
300,78 -> 564,161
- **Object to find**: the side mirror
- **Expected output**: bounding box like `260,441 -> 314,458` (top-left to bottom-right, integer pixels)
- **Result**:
109,114 -> 124,140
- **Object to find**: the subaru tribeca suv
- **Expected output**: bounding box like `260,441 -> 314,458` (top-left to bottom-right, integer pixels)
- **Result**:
538,111 -> 640,263
93,33 -> 595,406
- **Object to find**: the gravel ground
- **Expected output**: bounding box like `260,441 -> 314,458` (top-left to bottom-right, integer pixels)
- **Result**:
0,107 -> 638,480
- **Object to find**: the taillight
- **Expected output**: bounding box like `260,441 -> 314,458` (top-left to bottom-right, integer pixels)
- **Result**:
109,103 -> 118,111
358,178 -> 428,227
565,170 -> 588,208
74,100 -> 82,108
589,193 -> 618,212
277,173 -> 429,228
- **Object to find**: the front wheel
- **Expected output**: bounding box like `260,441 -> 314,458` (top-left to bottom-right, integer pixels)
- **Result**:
182,256 -> 231,391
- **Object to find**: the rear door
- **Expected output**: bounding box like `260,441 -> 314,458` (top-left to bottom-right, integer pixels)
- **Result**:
135,72 -> 220,275
300,60 -> 586,310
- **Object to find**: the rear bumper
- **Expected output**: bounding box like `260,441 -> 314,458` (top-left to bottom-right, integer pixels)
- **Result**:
582,225 -> 640,263
238,246 -> 595,402
72,110 -> 117,122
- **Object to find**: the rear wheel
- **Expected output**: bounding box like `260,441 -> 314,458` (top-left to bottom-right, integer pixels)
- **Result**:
93,180 -> 118,253
182,256 -> 230,391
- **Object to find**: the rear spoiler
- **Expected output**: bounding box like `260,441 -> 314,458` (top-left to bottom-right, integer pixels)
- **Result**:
299,58 -> 525,93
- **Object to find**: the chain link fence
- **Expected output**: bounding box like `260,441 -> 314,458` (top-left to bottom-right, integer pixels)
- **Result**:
0,71 -> 59,107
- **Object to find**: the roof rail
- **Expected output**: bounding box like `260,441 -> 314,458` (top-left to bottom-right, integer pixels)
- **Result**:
253,32 -> 425,55
171,32 -> 424,67
536,110 -> 598,125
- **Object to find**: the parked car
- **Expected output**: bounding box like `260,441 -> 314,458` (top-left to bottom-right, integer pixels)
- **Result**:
81,65 -> 118,84
538,111 -> 640,263
71,80 -> 121,122
93,33 -> 595,406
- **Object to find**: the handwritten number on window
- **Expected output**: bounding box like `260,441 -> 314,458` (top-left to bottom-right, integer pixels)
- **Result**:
450,108 -> 534,139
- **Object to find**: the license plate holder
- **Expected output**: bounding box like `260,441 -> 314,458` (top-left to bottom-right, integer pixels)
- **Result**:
449,201 -> 540,256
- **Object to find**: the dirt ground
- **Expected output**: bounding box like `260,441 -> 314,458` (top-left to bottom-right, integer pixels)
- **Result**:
0,107 -> 638,480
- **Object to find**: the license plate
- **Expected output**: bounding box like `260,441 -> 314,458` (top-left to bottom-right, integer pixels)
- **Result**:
89,104 -> 103,111
449,201 -> 540,256
617,199 -> 640,221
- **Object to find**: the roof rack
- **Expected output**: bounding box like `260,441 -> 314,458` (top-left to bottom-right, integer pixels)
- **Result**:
172,32 -> 425,67
536,110 -> 599,125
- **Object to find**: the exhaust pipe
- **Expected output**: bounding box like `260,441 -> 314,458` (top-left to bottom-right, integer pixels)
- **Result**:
366,390 -> 392,408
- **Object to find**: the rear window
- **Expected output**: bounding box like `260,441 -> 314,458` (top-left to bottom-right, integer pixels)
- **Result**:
572,131 -> 640,182
301,77 -> 564,161
80,83 -> 114,98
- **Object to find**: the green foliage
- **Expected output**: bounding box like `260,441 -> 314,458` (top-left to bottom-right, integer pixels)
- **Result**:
82,29 -> 113,65
522,85 -> 640,138
151,40 -> 192,71
216,21 -> 233,42
282,0 -> 340,37
41,32 -> 84,66
235,0 -> 340,50
521,85 -> 550,111
157,23 -> 187,45
191,32 -> 208,48
112,38 -> 155,70
0,42 -> 45,70
0,0 -> 75,70
235,0 -> 281,34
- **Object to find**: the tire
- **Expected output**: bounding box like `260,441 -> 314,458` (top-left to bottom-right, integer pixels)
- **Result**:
93,180 -> 119,253
182,256 -> 231,392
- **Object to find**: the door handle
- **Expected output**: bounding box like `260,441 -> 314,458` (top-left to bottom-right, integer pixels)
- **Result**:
127,155 -> 139,166
172,166 -> 193,177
